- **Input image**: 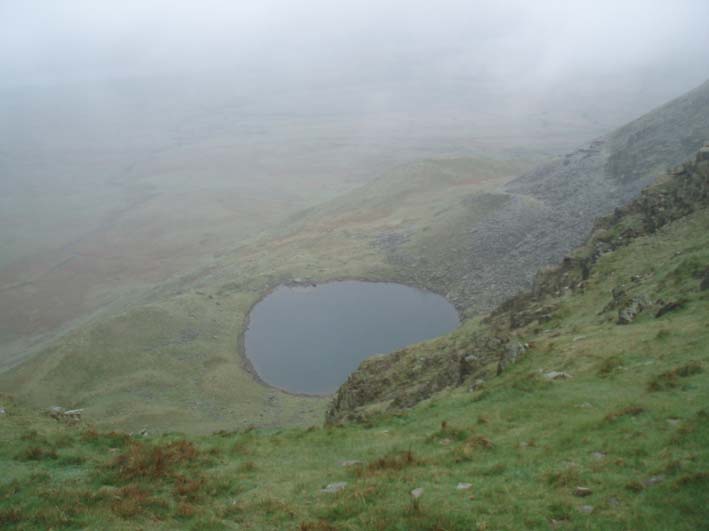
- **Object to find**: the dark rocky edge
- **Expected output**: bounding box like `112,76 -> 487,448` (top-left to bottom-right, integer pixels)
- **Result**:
326,145 -> 709,425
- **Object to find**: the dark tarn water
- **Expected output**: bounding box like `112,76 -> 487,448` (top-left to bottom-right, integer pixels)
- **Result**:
244,281 -> 459,395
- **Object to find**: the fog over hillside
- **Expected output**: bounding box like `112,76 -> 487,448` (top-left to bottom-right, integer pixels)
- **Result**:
1,1 -> 708,362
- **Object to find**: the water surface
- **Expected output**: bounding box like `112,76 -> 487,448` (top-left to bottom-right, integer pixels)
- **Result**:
244,281 -> 459,394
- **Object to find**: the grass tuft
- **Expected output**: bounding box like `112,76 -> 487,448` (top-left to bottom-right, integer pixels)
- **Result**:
648,361 -> 703,391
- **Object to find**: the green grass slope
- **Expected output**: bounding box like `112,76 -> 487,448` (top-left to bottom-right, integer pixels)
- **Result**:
0,158 -> 707,530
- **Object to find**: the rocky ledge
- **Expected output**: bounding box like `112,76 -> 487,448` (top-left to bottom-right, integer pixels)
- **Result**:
326,146 -> 709,425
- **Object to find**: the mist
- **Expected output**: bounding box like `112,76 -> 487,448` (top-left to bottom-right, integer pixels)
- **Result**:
0,0 -> 708,363
2,0 -> 708,88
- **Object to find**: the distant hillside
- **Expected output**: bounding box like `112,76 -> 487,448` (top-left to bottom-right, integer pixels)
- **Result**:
383,79 -> 709,314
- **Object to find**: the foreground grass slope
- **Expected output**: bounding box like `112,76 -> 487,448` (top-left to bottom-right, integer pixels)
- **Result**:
0,159 -> 707,529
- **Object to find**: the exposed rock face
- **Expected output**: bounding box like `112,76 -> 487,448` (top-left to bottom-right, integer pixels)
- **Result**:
496,341 -> 527,375
326,147 -> 709,424
617,296 -> 647,325
326,331 -> 505,424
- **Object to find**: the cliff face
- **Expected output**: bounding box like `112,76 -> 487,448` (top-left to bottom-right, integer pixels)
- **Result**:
326,146 -> 709,424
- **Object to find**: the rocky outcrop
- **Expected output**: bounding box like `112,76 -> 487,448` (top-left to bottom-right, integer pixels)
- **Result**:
617,296 -> 648,325
47,406 -> 83,424
326,331 -> 505,424
327,147 -> 709,424
496,341 -> 527,375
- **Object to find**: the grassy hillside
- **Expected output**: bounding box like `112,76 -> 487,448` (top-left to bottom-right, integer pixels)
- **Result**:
0,158 -> 530,433
0,155 -> 707,530
3,82 -> 707,435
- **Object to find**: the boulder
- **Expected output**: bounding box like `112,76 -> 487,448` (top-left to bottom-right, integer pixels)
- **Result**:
410,487 -> 424,499
617,296 -> 646,324
574,486 -> 593,497
48,406 -> 65,419
64,409 -> 83,422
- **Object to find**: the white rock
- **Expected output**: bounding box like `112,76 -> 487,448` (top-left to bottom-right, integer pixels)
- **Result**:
544,371 -> 572,380
0,407 -> 6,415
321,482 -> 347,493
579,505 -> 594,514
643,475 -> 665,487
411,487 -> 424,499
339,460 -> 363,467
456,483 -> 472,490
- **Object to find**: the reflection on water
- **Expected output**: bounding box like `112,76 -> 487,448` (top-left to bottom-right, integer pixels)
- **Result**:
244,281 -> 459,394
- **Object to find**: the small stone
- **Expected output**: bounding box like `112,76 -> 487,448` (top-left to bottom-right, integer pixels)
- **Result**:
574,486 -> 593,497
339,460 -> 363,467
643,475 -> 665,487
578,402 -> 594,409
591,451 -> 606,460
667,418 -> 681,426
607,496 -> 622,507
0,407 -> 6,416
572,335 -> 587,342
544,371 -> 571,380
578,505 -> 594,514
439,438 -> 452,446
456,483 -> 472,490
321,482 -> 347,493
410,487 -> 424,499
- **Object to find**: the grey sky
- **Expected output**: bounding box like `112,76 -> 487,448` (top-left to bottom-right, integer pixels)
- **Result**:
2,0 -> 708,90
